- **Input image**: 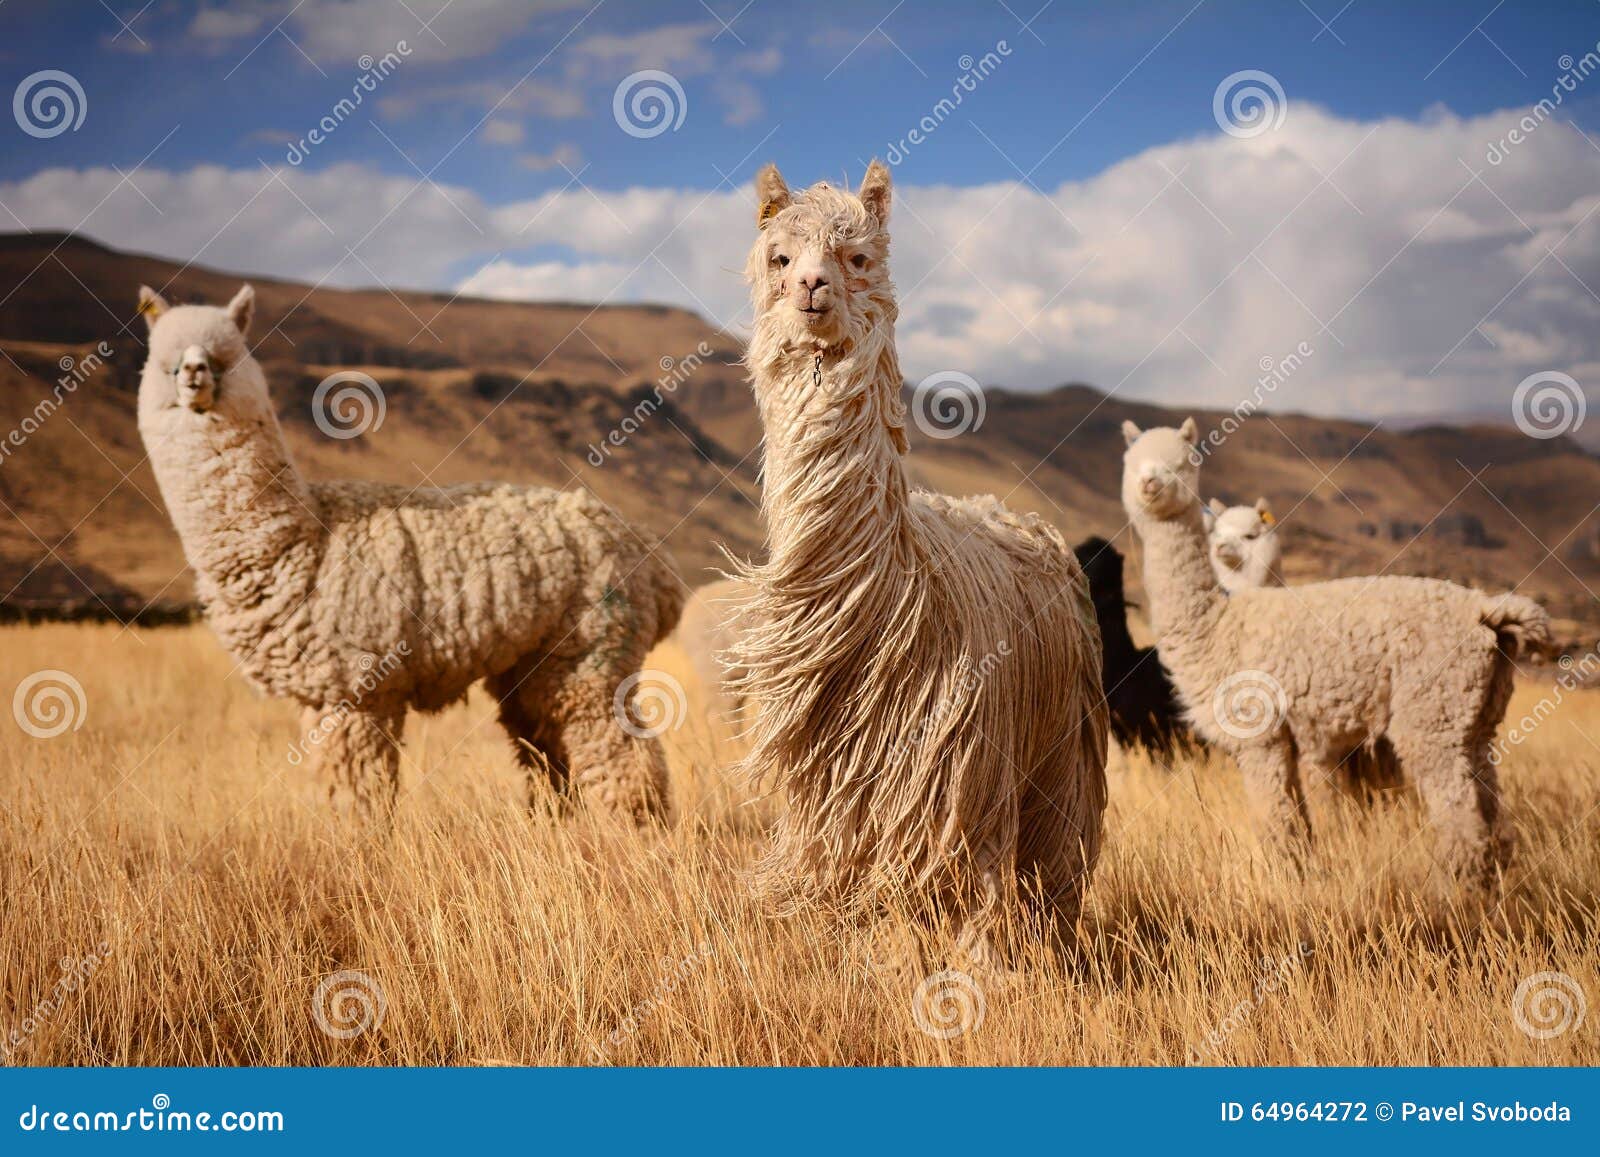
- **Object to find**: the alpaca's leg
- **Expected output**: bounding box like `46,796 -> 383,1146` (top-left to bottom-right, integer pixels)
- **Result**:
486,668 -> 570,808
302,705 -> 403,822
1389,735 -> 1502,884
1391,654 -> 1515,884
1232,738 -> 1312,851
500,663 -> 670,824
1327,739 -> 1406,803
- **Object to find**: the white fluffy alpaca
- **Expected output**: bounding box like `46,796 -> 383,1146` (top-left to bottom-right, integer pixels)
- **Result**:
1121,419 -> 1552,882
1206,494 -> 1405,796
135,285 -> 683,823
1203,498 -> 1282,593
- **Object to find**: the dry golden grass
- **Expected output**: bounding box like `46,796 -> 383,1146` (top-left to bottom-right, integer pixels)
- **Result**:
1,621 -> 1596,1066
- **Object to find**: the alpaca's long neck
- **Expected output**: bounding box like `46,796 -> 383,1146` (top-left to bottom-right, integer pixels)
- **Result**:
755,342 -> 912,590
1139,508 -> 1227,656
148,387 -> 324,617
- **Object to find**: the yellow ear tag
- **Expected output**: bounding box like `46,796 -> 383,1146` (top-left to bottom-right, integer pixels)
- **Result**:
1260,510 -> 1276,527
759,200 -> 780,227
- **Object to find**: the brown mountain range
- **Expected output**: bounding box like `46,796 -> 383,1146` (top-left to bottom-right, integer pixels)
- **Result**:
1,231 -> 1595,641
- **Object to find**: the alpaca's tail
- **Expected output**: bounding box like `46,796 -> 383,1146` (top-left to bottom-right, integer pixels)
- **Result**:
1479,591 -> 1556,661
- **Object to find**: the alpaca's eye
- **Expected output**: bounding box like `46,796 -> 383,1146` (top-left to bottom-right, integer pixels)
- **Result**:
775,254 -> 789,268
850,254 -> 869,270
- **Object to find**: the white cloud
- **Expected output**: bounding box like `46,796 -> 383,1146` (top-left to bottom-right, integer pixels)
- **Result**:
480,118 -> 525,146
6,104 -> 1598,420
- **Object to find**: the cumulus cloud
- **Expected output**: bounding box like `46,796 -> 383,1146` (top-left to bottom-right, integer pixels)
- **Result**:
5,103 -> 1598,420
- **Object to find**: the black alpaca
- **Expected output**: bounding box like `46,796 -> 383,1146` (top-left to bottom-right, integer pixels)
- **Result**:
1073,536 -> 1198,760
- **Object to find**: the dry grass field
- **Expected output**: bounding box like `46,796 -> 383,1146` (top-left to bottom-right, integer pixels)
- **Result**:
1,621 -> 1596,1066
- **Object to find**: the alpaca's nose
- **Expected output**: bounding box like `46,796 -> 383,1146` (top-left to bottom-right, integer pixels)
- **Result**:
1216,542 -> 1244,567
1140,476 -> 1162,497
800,271 -> 828,292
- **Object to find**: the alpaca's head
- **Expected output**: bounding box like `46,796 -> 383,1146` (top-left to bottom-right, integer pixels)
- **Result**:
1203,497 -> 1280,590
1120,419 -> 1201,521
745,161 -> 894,356
137,284 -> 272,435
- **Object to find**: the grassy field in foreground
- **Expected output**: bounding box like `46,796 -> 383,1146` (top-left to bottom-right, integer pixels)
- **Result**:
1,622 -> 1597,1065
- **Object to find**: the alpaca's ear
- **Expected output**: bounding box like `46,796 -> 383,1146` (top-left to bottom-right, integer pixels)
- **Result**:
1179,417 -> 1198,444
756,163 -> 790,228
1208,498 -> 1227,516
137,285 -> 168,332
1121,420 -> 1141,447
1256,497 -> 1276,526
227,284 -> 255,335
1202,504 -> 1218,532
858,159 -> 891,224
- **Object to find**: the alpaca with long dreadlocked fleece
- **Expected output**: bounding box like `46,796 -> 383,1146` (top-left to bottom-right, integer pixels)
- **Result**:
728,162 -> 1109,956
136,284 -> 682,824
1121,419 -> 1553,882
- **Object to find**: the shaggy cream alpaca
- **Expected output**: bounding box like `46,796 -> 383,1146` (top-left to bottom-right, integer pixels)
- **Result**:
1122,419 -> 1552,881
1203,498 -> 1282,593
729,162 -> 1109,952
136,285 -> 682,823
1206,496 -> 1405,796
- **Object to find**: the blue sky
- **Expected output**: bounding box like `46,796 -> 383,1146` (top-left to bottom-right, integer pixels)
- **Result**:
3,1 -> 1599,420
6,1 -> 1599,195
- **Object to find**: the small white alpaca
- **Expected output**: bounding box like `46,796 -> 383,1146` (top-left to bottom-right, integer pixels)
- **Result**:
136,285 -> 683,822
1121,419 -> 1551,881
729,162 -> 1108,954
1203,498 -> 1282,593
